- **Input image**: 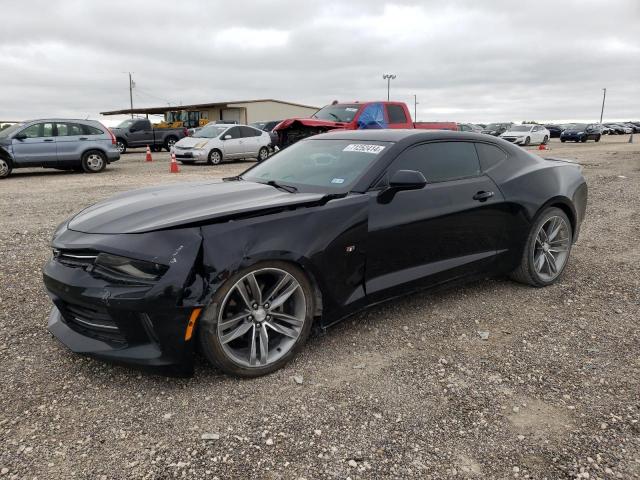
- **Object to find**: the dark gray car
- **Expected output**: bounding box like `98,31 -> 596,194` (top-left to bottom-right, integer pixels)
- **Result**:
0,119 -> 120,178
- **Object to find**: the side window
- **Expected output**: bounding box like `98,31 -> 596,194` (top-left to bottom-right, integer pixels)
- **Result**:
240,126 -> 260,138
20,123 -> 54,138
132,121 -> 148,131
390,142 -> 481,183
83,124 -> 104,135
225,126 -> 241,139
475,143 -> 507,171
386,104 -> 408,124
56,123 -> 84,136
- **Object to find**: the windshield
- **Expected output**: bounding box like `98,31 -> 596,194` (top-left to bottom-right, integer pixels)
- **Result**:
242,139 -> 391,191
509,125 -> 532,132
0,123 -> 25,139
567,123 -> 587,130
116,119 -> 136,129
484,123 -> 504,130
312,104 -> 361,123
193,124 -> 228,138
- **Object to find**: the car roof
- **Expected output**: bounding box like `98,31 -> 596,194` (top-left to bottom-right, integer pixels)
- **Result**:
20,118 -> 102,123
310,129 -> 504,143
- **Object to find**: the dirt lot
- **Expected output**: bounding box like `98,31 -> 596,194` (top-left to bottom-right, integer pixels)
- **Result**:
0,136 -> 638,479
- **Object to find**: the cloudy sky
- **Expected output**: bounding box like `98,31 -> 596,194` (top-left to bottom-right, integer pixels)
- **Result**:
1,0 -> 638,124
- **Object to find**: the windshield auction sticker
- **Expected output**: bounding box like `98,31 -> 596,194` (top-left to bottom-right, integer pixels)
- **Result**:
343,144 -> 386,154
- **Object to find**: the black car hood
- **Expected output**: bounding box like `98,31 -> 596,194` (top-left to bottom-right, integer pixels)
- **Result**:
68,180 -> 326,234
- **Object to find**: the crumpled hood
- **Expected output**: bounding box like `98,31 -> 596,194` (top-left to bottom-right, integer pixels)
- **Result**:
273,118 -> 348,131
67,181 -> 325,234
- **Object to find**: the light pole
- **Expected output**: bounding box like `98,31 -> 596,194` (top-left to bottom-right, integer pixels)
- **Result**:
599,88 -> 606,124
413,94 -> 419,121
383,74 -> 396,101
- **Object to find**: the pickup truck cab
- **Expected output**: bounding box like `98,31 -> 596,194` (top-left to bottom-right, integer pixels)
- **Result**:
110,118 -> 188,154
274,101 -> 426,148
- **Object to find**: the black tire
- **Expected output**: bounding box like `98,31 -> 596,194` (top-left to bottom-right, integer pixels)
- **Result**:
115,139 -> 127,154
207,149 -> 223,165
595,135 -> 601,142
164,136 -> 178,152
542,135 -> 549,145
524,136 -> 530,146
580,135 -> 587,143
81,150 -> 107,173
510,207 -> 573,287
151,145 -> 163,153
257,147 -> 269,162
198,260 -> 315,377
561,138 -> 566,143
0,156 -> 12,179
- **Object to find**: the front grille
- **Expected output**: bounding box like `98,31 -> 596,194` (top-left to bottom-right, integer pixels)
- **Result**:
53,249 -> 98,268
58,301 -> 126,344
502,137 -> 517,142
175,152 -> 193,158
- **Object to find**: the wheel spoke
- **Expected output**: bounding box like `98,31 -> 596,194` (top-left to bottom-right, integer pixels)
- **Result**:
219,311 -> 249,330
266,321 -> 298,338
269,311 -> 304,327
220,321 -> 252,344
269,282 -> 300,310
234,281 -> 253,310
548,220 -> 563,241
258,326 -> 269,364
264,273 -> 292,303
535,252 -> 546,272
549,246 -> 569,253
249,326 -> 257,365
544,252 -> 558,274
246,273 -> 262,305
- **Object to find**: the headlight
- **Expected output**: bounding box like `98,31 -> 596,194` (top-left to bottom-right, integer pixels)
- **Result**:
94,253 -> 168,281
194,141 -> 208,149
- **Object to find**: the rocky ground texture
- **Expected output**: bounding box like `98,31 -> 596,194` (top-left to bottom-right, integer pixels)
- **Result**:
0,136 -> 638,479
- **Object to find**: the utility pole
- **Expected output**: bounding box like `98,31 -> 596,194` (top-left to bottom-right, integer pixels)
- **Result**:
599,88 -> 606,124
413,94 -> 419,121
128,72 -> 134,118
382,74 -> 396,101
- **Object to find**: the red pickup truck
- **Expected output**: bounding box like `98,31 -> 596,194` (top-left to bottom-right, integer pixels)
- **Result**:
273,101 -> 458,148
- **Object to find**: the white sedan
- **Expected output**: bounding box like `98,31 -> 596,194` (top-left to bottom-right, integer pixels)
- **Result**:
172,123 -> 272,165
500,124 -> 551,146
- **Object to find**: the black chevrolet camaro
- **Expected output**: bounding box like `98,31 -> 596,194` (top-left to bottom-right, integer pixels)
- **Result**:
43,130 -> 587,377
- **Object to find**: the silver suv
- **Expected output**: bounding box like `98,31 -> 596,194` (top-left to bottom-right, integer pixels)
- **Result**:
0,119 -> 120,179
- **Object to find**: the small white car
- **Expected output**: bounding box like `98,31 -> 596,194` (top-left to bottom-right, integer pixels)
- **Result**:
172,123 -> 271,165
500,124 -> 551,146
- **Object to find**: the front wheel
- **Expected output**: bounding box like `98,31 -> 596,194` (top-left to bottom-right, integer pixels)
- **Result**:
81,151 -> 107,173
561,138 -> 566,143
207,149 -> 222,165
581,135 -> 587,143
257,146 -> 269,162
542,135 -> 549,145
510,207 -> 573,287
198,261 -> 315,377
0,156 -> 12,179
524,136 -> 530,146
595,135 -> 601,142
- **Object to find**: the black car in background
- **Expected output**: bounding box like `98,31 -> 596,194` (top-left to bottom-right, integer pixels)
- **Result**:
481,123 -> 512,136
544,124 -> 564,138
43,130 -> 587,377
560,124 -> 602,142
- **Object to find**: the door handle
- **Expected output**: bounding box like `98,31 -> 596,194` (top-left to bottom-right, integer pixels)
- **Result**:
473,191 -> 494,202
79,137 -> 88,140
44,139 -> 54,142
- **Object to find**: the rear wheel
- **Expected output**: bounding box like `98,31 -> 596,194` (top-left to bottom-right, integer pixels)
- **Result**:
510,207 -> 572,287
524,136 -> 531,146
198,261 -> 315,377
151,145 -> 163,152
542,135 -> 549,145
115,139 -> 127,154
257,147 -> 269,162
595,135 -> 601,142
81,151 -> 107,173
0,156 -> 12,179
581,135 -> 587,143
207,149 -> 222,165
561,138 -> 566,143
164,136 -> 178,151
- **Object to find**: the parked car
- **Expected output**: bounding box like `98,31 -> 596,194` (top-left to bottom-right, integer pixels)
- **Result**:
500,124 -> 550,146
482,123 -> 513,136
43,129 -> 587,377
457,123 -> 483,133
0,119 -> 120,179
604,123 -> 630,135
172,123 -> 271,165
620,122 -> 640,133
593,124 -> 611,135
544,124 -> 564,138
560,124 -> 602,142
110,118 -> 188,154
273,101 -> 455,148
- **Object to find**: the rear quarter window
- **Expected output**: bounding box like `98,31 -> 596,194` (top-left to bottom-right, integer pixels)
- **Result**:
386,104 -> 408,124
475,142 -> 507,171
83,124 -> 105,135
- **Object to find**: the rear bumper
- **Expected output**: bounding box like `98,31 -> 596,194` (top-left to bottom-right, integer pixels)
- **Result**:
106,150 -> 121,162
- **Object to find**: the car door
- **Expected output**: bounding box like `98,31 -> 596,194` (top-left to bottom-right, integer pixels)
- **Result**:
240,126 -> 259,156
55,122 -> 86,164
365,141 -> 507,298
221,126 -> 244,158
11,122 -> 56,166
127,120 -> 153,147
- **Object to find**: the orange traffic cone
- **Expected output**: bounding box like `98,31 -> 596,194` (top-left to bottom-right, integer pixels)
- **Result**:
170,152 -> 180,173
538,144 -> 547,150
145,145 -> 153,162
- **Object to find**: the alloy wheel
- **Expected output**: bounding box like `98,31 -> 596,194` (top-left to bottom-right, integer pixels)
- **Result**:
85,153 -> 104,171
532,216 -> 571,281
217,268 -> 306,368
259,148 -> 269,161
0,158 -> 9,177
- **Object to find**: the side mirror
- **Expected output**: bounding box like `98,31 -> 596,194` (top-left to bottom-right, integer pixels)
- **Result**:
389,169 -> 427,190
223,134 -> 232,140
14,133 -> 27,141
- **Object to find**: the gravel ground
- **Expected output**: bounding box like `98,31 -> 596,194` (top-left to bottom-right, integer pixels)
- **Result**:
0,136 -> 638,479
